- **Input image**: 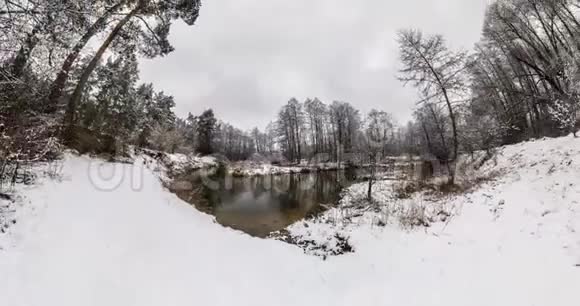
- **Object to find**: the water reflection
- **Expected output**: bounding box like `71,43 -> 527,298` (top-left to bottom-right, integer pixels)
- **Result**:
172,171 -> 350,237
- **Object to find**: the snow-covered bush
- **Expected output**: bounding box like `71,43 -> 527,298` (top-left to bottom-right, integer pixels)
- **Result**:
397,202 -> 430,229
148,124 -> 186,154
547,99 -> 577,136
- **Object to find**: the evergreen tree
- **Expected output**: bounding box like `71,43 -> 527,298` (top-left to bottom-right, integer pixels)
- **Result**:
91,51 -> 140,138
196,109 -> 217,155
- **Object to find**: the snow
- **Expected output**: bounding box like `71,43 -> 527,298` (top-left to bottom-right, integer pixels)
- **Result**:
162,152 -> 218,172
227,161 -> 395,177
0,155 -> 325,306
133,148 -> 218,182
229,162 -> 306,176
1,135 -> 580,306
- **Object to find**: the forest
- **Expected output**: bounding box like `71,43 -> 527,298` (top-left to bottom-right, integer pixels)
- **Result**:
1,0 -> 579,185
1,1 -> 580,304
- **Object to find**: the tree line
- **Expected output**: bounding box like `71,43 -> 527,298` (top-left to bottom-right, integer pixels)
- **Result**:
396,0 -> 580,184
2,0 -> 579,186
182,100 -> 398,164
1,0 -> 201,159
0,0 -> 399,165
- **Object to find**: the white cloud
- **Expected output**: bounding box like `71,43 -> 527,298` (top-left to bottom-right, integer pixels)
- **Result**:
139,0 -> 488,130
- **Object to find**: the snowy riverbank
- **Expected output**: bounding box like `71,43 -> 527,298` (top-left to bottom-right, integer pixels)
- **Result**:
1,135 -> 579,306
138,149 -> 346,177
228,161 -> 347,177
285,135 -> 580,265
137,148 -> 404,179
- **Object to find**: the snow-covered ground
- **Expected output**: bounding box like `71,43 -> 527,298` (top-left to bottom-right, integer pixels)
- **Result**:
1,136 -> 579,306
229,162 -> 307,176
227,161 -> 402,177
228,161 -> 347,176
145,150 -> 218,174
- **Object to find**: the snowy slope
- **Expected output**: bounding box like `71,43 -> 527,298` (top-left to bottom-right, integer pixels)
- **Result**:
1,136 -> 580,306
0,156 -> 326,306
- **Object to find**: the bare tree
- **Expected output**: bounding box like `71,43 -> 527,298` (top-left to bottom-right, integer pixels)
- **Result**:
398,29 -> 469,184
363,110 -> 393,201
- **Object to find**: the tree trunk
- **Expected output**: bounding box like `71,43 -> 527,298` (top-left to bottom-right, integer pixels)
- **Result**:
420,121 -> 435,154
367,154 -> 376,201
46,1 -> 127,112
63,7 -> 140,142
441,87 -> 458,185
11,24 -> 42,78
413,42 -> 459,184
367,175 -> 373,201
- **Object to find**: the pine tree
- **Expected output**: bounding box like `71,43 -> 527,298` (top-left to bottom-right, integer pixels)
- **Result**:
196,109 -> 217,155
92,51 -> 140,139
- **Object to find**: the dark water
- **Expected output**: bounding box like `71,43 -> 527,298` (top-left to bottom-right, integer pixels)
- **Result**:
172,171 -> 355,237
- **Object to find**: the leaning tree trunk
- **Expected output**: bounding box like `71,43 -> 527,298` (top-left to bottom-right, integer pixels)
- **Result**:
441,87 -> 459,184
414,43 -> 460,185
46,1 -> 127,113
443,88 -> 459,157
63,7 -> 140,142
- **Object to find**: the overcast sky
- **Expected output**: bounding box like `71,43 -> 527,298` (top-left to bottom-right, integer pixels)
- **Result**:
139,0 -> 488,130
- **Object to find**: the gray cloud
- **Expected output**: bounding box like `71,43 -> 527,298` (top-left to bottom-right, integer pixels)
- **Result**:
139,0 -> 488,130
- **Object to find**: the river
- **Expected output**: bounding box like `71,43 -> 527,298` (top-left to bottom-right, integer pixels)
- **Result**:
171,170 -> 361,237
